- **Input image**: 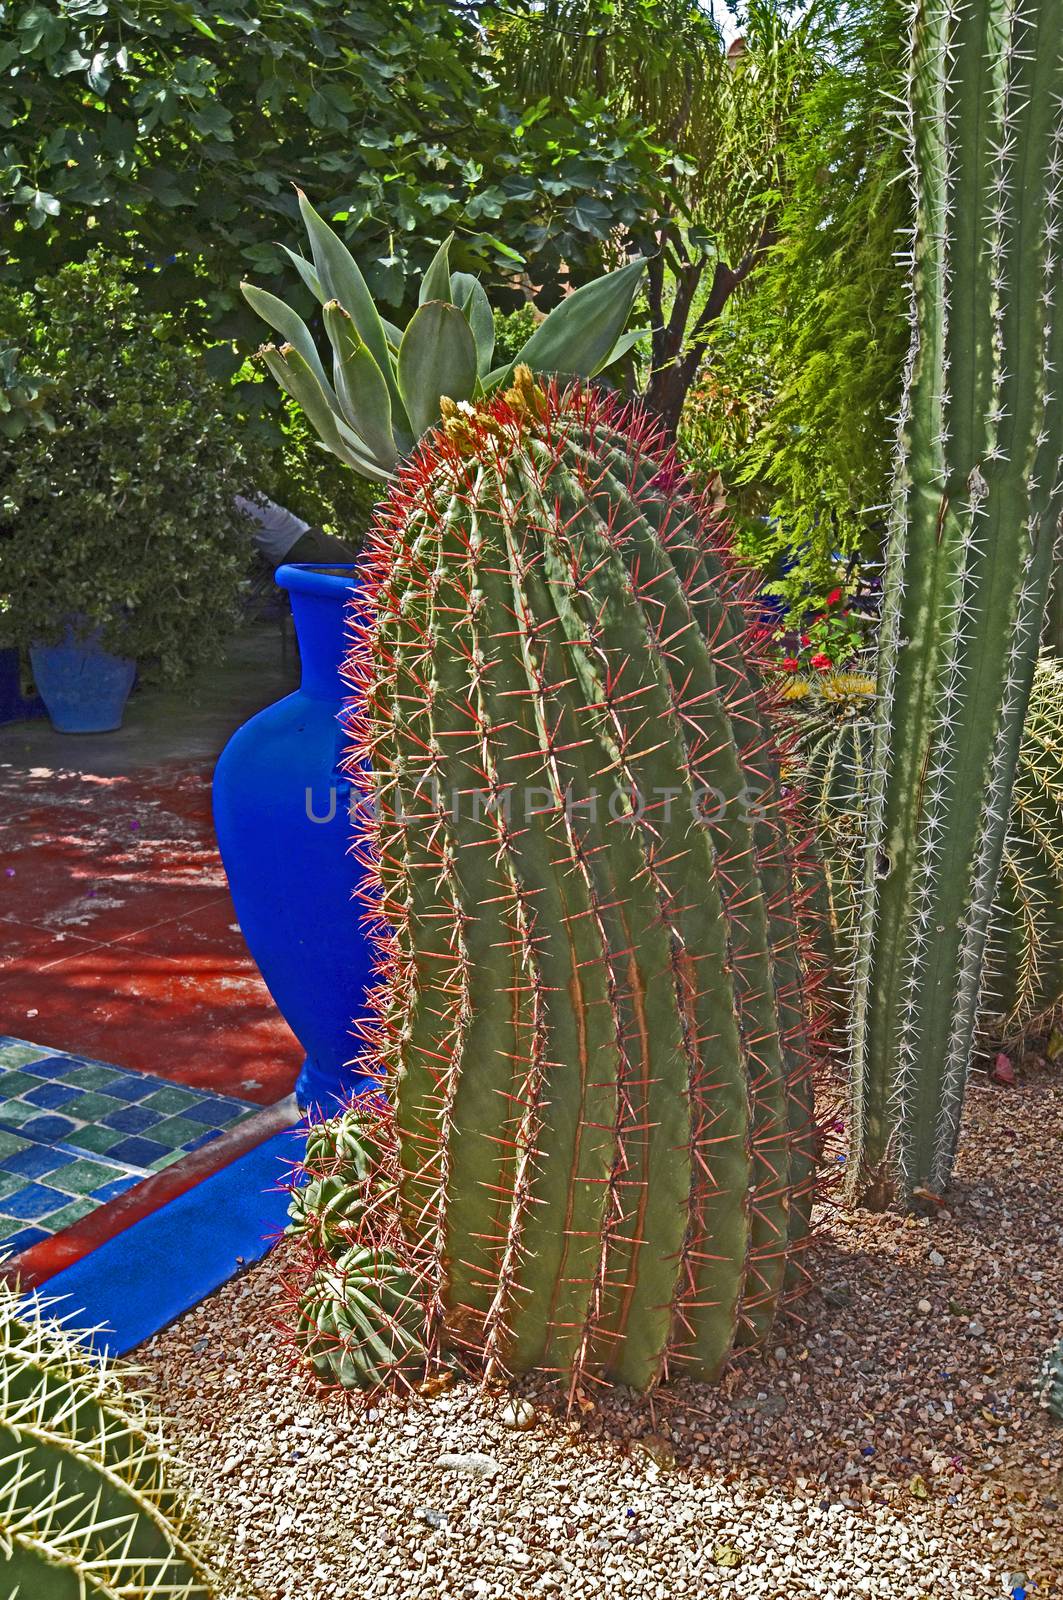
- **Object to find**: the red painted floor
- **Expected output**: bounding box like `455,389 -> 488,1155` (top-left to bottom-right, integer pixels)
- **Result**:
0,762 -> 302,1104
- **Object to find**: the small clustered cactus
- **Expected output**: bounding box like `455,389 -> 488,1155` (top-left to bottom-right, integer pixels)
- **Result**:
0,1277 -> 217,1598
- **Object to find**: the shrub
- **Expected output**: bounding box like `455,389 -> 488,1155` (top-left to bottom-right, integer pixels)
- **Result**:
0,256 -> 252,681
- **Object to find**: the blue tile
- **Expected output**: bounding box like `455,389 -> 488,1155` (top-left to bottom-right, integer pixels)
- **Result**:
90,1174 -> 143,1204
104,1136 -> 169,1169
0,1182 -> 69,1220
20,1115 -> 76,1142
20,1055 -> 77,1080
3,1226 -> 50,1253
183,1099 -> 242,1127
0,1146 -> 73,1180
22,1082 -> 80,1111
104,1074 -> 159,1104
102,1105 -> 162,1135
182,1130 -> 222,1153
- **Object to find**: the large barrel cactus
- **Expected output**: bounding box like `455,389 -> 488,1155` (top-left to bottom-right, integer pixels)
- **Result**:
345,374 -> 820,1390
244,202 -> 822,1392
792,660 -> 1063,1046
849,0 -> 1063,1202
0,1278 -> 217,1598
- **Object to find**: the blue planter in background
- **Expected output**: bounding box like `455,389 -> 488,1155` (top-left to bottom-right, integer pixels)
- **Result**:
29,627 -> 136,733
0,647 -> 45,725
212,563 -> 376,1115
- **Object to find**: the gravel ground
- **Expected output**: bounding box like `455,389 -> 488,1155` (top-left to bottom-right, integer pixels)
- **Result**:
137,1065 -> 1062,1600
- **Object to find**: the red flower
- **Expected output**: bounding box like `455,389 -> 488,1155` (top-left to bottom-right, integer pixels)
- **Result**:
781,656 -> 800,672
799,633 -> 811,646
811,652 -> 833,671
826,587 -> 843,606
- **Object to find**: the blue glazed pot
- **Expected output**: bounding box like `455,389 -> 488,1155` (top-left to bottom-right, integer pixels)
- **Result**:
212,563 -> 376,1114
29,626 -> 136,733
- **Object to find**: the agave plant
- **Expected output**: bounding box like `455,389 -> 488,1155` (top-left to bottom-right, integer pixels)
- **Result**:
242,191 -> 647,483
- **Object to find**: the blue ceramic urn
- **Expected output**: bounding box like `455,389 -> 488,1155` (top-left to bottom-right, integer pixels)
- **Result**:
30,623 -> 136,733
213,563 -> 375,1113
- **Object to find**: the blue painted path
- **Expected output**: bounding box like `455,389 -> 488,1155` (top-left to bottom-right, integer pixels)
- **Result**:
30,1129 -> 299,1356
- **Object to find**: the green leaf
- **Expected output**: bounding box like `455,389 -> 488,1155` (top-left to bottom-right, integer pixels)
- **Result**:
397,301 -> 478,439
596,325 -> 651,373
280,246 -> 324,303
451,272 -> 495,376
510,259 -> 647,383
261,346 -> 392,482
323,302 -> 400,471
296,190 -> 396,400
240,281 -> 333,398
418,234 -> 453,305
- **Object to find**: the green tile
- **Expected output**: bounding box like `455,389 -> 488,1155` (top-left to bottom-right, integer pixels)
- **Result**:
49,1158 -> 126,1197
46,1198 -> 96,1232
0,1102 -> 40,1126
61,1091 -> 124,1122
0,1071 -> 43,1097
142,1084 -> 199,1115
64,1124 -> 123,1156
0,1217 -> 27,1241
0,1043 -> 52,1068
147,1115 -> 206,1150
151,1148 -> 189,1171
0,1131 -> 28,1159
58,1063 -> 124,1091
0,1173 -> 23,1201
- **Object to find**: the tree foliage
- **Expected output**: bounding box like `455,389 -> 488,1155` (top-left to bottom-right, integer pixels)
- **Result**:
497,0 -> 827,431
728,0 -> 909,608
0,0 -> 667,356
0,257 -> 251,679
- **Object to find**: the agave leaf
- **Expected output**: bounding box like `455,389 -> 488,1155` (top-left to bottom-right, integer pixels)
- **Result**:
280,245 -> 325,304
503,258 -> 647,385
451,271 -> 495,376
296,190 -> 408,429
241,282 -> 333,396
418,235 -> 454,306
262,346 -> 393,481
594,325 -> 651,374
397,302 -> 478,439
323,302 -> 400,471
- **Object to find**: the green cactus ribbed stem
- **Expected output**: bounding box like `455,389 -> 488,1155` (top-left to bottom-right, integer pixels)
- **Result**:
341,381 -> 819,1391
850,0 -> 1063,1202
0,1281 -> 216,1599
791,663 -> 1063,1048
1039,1337 -> 1063,1420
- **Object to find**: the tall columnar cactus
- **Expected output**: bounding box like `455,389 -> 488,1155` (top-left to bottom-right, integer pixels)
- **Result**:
849,0 -> 1063,1202
0,1279 -> 217,1597
245,202 -> 823,1391
790,661 -> 1063,1047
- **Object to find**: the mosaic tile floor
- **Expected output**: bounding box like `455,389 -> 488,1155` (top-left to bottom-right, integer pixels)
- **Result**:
0,1036 -> 260,1256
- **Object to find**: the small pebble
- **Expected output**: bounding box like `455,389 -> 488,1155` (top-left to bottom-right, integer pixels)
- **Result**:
501,1397 -> 536,1430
